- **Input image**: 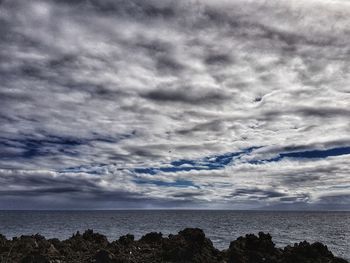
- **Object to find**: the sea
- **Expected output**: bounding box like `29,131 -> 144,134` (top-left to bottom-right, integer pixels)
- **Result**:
0,210 -> 349,260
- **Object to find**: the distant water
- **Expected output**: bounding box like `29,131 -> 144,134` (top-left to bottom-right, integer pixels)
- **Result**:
0,210 -> 349,260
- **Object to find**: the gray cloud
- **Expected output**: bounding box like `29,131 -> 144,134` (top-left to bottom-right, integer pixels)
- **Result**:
141,85 -> 230,104
0,0 -> 349,209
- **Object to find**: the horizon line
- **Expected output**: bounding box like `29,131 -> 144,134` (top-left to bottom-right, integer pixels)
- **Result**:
1,209 -> 349,212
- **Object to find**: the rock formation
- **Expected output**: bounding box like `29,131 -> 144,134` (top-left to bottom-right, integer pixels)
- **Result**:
0,228 -> 347,263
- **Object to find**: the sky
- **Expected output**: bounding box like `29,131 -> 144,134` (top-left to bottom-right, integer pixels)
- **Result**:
0,0 -> 350,210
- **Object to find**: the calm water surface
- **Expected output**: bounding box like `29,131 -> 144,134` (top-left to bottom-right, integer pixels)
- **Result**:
0,210 -> 349,260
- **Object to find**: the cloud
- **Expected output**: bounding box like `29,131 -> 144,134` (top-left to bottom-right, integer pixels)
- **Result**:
141,85 -> 230,105
0,0 -> 349,209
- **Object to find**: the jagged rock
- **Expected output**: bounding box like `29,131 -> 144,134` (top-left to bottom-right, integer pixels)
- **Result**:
227,232 -> 281,263
281,241 -> 347,263
140,232 -> 163,244
82,229 -> 109,246
0,234 -> 6,248
21,253 -> 50,263
93,249 -> 115,263
0,234 -> 7,242
162,228 -> 221,263
47,244 -> 60,256
13,236 -> 39,255
118,234 -> 134,246
0,229 -> 347,263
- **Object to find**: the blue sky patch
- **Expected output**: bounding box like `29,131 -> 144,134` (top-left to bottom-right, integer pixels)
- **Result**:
133,147 -> 259,175
0,132 -> 135,159
0,136 -> 83,159
250,146 -> 350,164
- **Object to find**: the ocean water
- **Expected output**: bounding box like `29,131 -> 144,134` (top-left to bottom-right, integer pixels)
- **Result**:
0,210 -> 349,260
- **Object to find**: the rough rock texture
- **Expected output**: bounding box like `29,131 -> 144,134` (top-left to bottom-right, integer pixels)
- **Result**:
0,228 -> 347,263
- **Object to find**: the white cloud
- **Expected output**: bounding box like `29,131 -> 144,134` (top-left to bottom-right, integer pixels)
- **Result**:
0,0 -> 349,208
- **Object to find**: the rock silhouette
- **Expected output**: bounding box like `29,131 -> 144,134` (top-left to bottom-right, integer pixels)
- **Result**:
0,228 -> 347,263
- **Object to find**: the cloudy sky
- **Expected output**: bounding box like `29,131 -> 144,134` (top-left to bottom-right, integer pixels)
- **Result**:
0,0 -> 350,210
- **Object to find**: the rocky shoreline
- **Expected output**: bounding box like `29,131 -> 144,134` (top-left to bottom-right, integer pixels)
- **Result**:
0,228 -> 348,263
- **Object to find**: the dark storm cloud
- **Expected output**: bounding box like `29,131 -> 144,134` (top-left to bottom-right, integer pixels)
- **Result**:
0,169 -> 145,203
0,0 -> 350,209
231,188 -> 287,200
154,55 -> 185,74
0,90 -> 32,103
54,0 -> 178,19
204,54 -> 233,65
0,170 -> 94,188
0,168 -> 207,209
296,107 -> 350,118
141,86 -> 230,104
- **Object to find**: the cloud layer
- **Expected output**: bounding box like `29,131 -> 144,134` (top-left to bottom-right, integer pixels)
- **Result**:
0,0 -> 350,209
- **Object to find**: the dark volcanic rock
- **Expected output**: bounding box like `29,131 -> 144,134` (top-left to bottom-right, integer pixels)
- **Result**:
140,232 -> 163,244
21,253 -> 50,263
281,241 -> 348,263
162,228 -> 221,263
118,234 -> 134,246
0,235 -> 6,244
227,232 -> 281,263
0,228 -> 347,263
93,249 -> 115,263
